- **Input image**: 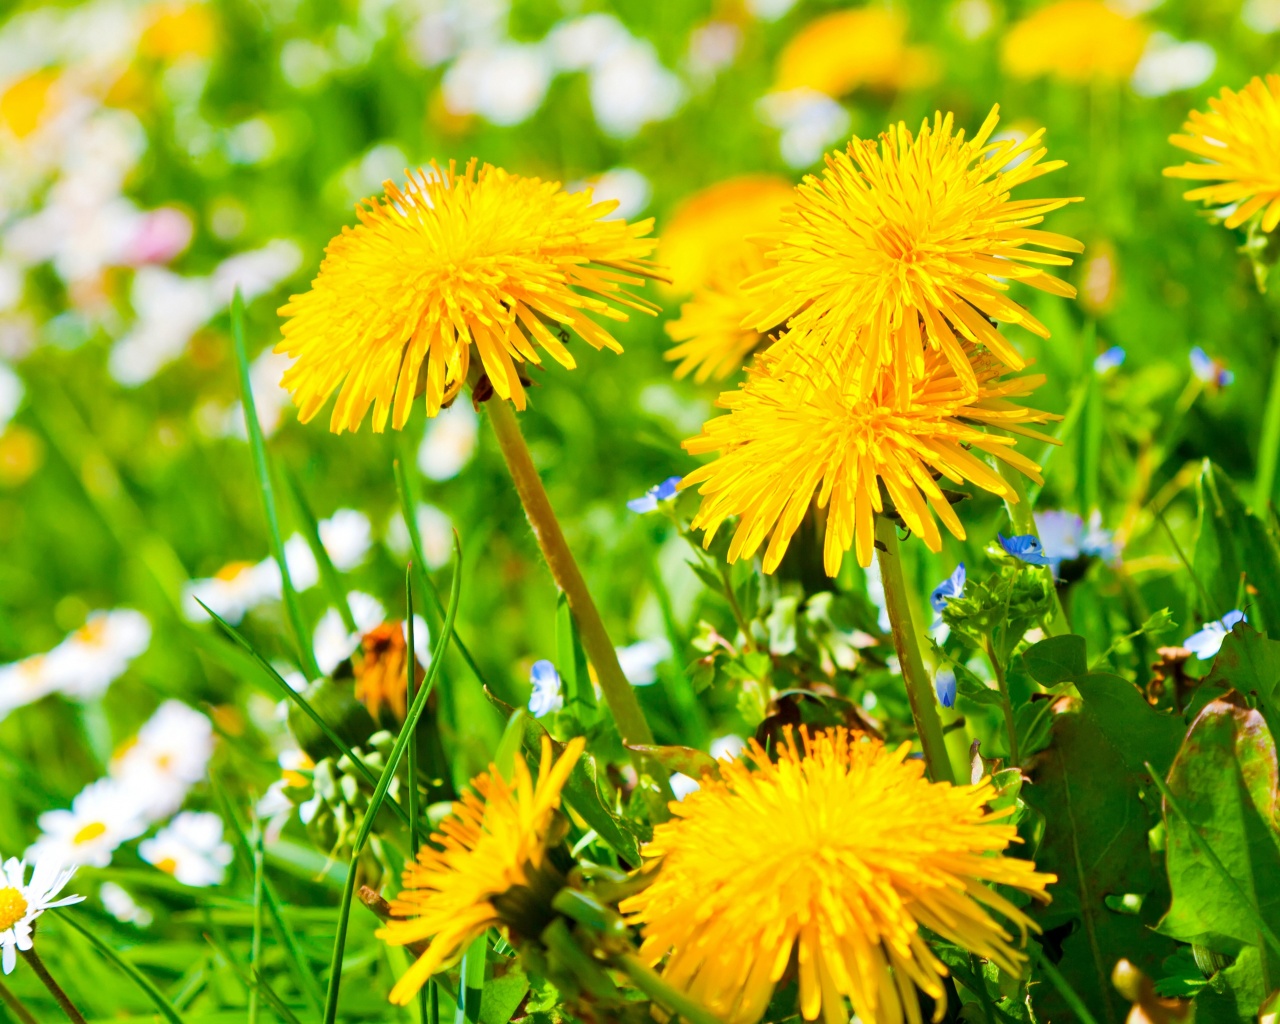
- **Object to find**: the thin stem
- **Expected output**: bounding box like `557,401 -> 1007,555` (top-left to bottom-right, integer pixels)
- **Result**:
484,397 -> 655,750
993,455 -> 1069,636
1029,942 -> 1101,1024
20,948 -> 87,1024
0,977 -> 38,1024
715,561 -> 756,653
617,954 -> 727,1024
249,823 -> 265,1024
985,638 -> 1020,766
1257,340 -> 1280,510
874,517 -> 955,785
406,565 -> 428,1024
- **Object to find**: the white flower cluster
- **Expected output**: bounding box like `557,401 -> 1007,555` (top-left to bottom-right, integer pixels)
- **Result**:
182,508 -> 373,624
0,609 -> 150,721
25,700 -> 230,897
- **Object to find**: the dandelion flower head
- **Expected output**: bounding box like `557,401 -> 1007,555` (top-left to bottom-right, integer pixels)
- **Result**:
1165,76 -> 1280,232
278,160 -> 661,433
745,107 -> 1082,397
682,343 -> 1056,574
378,735 -> 585,1005
1001,0 -> 1148,84
666,244 -> 774,382
621,728 -> 1055,1024
774,7 -> 937,99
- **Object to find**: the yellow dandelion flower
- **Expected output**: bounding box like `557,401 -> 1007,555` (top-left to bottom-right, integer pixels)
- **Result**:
745,107 -> 1082,397
682,341 -> 1057,574
775,7 -> 937,99
0,70 -> 60,141
352,622 -> 422,722
621,728 -> 1055,1024
659,175 -> 794,296
139,3 -> 217,61
1164,75 -> 1280,232
1001,0 -> 1147,84
277,161 -> 660,433
666,245 -> 773,383
378,735 -> 585,1005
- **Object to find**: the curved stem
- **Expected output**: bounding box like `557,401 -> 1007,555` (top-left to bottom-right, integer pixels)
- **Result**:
984,638 -> 1020,767
484,398 -> 656,753
19,948 -> 86,1024
0,977 -> 38,1024
874,516 -> 955,785
994,456 -> 1069,636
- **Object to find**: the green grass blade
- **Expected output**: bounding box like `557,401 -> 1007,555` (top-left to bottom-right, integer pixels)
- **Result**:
212,782 -> 325,1016
61,912 -> 186,1024
1028,942 -> 1101,1024
197,598 -> 410,825
323,534 -> 463,1022
453,934 -> 486,1024
248,822 -> 265,1024
406,564 -> 428,1024
203,932 -> 307,1024
285,467 -> 357,633
393,455 -> 489,689
1257,344 -> 1280,510
1146,761 -> 1280,959
230,288 -> 319,680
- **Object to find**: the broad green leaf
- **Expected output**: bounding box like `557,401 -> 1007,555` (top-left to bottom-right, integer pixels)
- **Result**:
1023,634 -> 1088,685
1194,462 -> 1280,632
1193,946 -> 1268,1024
479,962 -> 530,1024
1025,706 -> 1176,1024
1205,624 -> 1280,740
626,744 -> 719,780
1075,672 -> 1185,778
1158,698 -> 1280,983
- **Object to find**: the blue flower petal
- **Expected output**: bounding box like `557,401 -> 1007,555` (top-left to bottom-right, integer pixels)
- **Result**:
654,476 -> 682,501
528,659 -> 564,717
626,495 -> 659,514
929,563 -> 966,614
998,533 -> 1055,566
1093,346 -> 1126,374
935,669 -> 957,709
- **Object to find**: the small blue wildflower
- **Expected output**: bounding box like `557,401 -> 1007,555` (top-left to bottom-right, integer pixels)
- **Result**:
1184,610 -> 1246,661
1080,510 -> 1120,562
935,669 -> 957,709
528,659 -> 564,717
998,533 -> 1055,566
930,563 -> 966,616
1190,346 -> 1234,388
626,475 -> 682,514
1093,346 -> 1126,374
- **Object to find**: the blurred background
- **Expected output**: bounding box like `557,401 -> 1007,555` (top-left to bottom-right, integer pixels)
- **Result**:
0,0 -> 1277,896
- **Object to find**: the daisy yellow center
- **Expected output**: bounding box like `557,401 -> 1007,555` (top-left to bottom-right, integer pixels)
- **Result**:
74,618 -> 107,646
0,888 -> 28,931
155,858 -> 178,876
215,560 -> 254,582
73,821 -> 108,845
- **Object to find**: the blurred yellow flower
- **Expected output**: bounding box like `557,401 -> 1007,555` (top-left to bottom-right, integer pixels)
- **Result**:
745,107 -> 1081,399
0,70 -> 59,140
353,622 -> 421,722
140,3 -> 217,61
682,342 -> 1055,573
1001,0 -> 1147,83
277,161 -> 660,432
0,427 -> 43,488
1164,75 -> 1280,232
659,175 -> 793,295
378,735 -> 584,1005
666,246 -> 772,382
622,728 -> 1054,1024
775,7 -> 937,98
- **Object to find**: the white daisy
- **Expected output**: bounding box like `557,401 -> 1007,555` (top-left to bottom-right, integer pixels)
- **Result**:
0,655 -> 60,722
110,700 -> 215,820
182,558 -> 282,624
98,881 -> 152,928
615,637 -> 672,686
27,779 -> 147,869
44,608 -> 151,701
384,503 -> 454,570
139,812 -> 233,888
0,856 -> 84,974
417,401 -> 478,481
318,509 -> 372,571
313,592 -> 385,676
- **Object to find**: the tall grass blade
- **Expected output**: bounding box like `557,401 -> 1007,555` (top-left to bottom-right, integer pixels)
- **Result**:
285,467 -> 356,632
61,912 -> 187,1024
198,599 -> 410,825
203,933 -> 306,1024
323,533 -> 463,1023
248,821 -> 265,1024
406,564 -> 428,1024
1256,344 -> 1280,510
230,288 -> 319,680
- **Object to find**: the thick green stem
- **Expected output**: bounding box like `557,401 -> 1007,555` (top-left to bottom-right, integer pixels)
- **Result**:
484,398 -> 655,750
994,457 -> 1069,636
20,948 -> 87,1024
874,517 -> 955,785
985,639 -> 1020,766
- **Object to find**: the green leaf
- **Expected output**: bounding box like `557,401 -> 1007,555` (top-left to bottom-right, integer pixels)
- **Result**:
626,744 -> 719,779
1157,698 -> 1280,980
61,912 -> 187,1024
1205,624 -> 1280,740
1023,634 -> 1089,684
479,962 -> 529,1024
1194,462 -> 1280,632
1193,946 -> 1269,1023
556,593 -> 595,710
1075,672 -> 1185,778
1024,706 -> 1176,1024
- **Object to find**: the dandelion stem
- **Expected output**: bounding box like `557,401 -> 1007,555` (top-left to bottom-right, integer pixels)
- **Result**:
483,397 -> 656,753
0,977 -> 38,1024
874,516 -> 955,785
20,947 -> 87,1024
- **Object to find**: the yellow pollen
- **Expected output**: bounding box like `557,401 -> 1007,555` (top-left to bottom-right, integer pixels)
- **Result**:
0,888 -> 28,931
155,858 -> 178,876
73,821 -> 108,845
74,618 -> 108,646
215,560 -> 254,582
